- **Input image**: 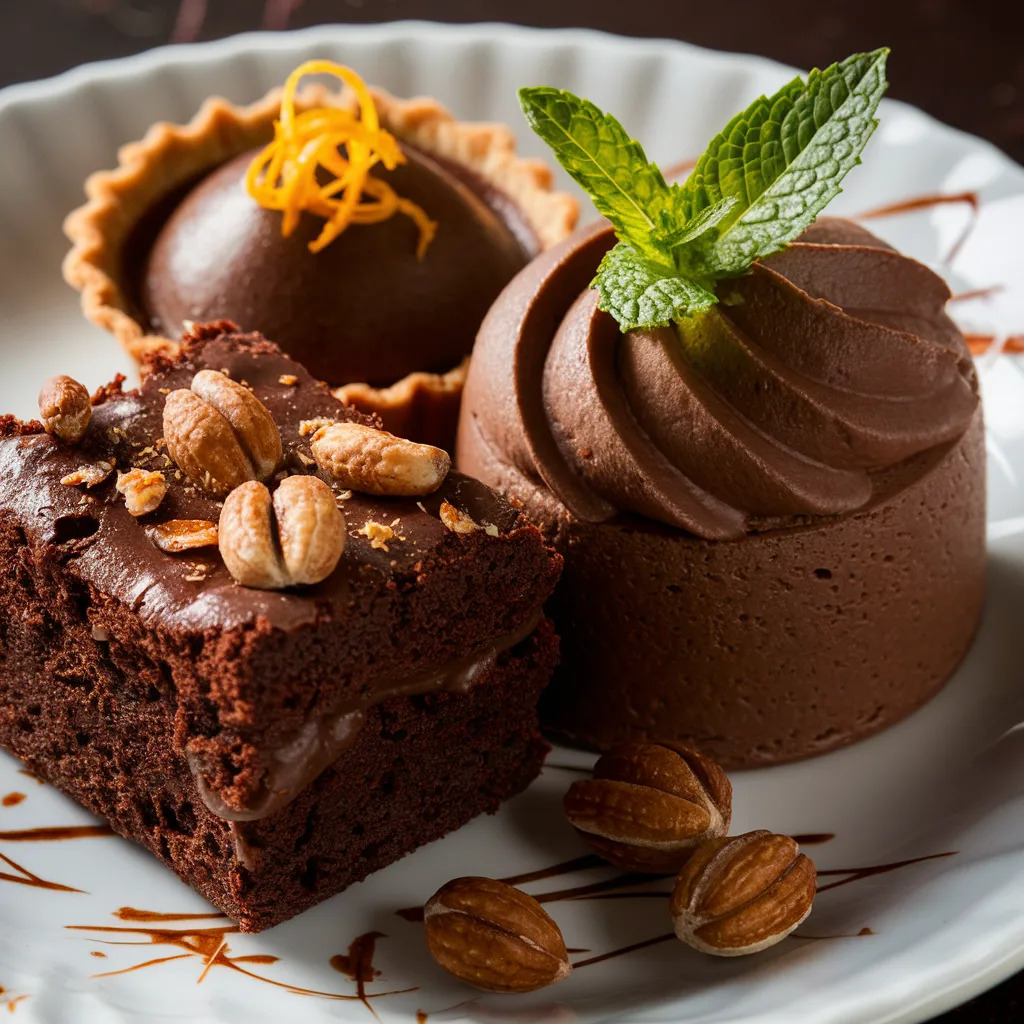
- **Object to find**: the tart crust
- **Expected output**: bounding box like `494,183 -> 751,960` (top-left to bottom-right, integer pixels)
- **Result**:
63,84 -> 578,442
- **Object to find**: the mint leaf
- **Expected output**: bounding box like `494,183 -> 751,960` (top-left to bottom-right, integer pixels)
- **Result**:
593,243 -> 718,331
518,87 -> 675,259
681,48 -> 889,275
520,48 -> 889,332
656,195 -> 738,251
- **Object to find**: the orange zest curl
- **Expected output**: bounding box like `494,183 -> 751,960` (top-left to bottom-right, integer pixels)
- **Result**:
245,60 -> 437,256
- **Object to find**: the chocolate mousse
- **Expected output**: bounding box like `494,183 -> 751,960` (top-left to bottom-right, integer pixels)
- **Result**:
140,144 -> 531,389
459,56 -> 986,767
458,219 -> 984,766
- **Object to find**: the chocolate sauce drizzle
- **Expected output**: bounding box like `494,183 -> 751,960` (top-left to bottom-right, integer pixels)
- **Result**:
397,838 -> 957,968
67,909 -> 414,1006
856,191 -> 979,265
330,931 -> 389,1017
2,792 -> 24,807
0,986 -> 29,1014
0,821 -> 113,892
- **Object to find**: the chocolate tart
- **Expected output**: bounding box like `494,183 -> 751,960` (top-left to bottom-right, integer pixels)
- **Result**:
0,324 -> 562,931
457,218 -> 986,768
63,79 -> 578,448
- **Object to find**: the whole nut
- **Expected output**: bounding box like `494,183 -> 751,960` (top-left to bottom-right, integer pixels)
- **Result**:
564,742 -> 731,874
163,370 -> 282,495
218,476 -> 344,589
38,375 -> 92,443
116,469 -> 167,516
424,877 -> 571,993
670,830 -> 816,956
310,421 -> 450,496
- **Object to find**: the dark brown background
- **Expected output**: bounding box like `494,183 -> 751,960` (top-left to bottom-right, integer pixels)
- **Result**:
2,1 -> 1022,1020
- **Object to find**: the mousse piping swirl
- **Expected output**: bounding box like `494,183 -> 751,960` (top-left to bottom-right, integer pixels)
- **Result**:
458,218 -> 978,540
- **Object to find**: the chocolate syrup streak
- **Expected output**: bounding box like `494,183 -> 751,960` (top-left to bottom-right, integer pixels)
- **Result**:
0,986 -> 29,1013
816,851 -> 957,893
0,850 -> 82,893
68,912 -> 415,1005
792,833 -> 836,845
796,927 -> 875,940
0,821 -> 108,893
396,839 -> 953,968
2,793 -> 25,807
966,333 -> 1024,356
569,851 -> 957,967
330,932 -> 392,1020
0,825 -> 113,842
855,191 -> 979,265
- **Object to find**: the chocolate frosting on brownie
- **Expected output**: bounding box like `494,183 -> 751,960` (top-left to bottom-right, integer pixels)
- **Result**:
0,333 -> 520,634
458,218 -> 978,540
141,145 -> 533,387
0,326 -> 562,817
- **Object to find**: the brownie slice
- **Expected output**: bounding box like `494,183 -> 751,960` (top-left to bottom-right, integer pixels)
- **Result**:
0,324 -> 561,931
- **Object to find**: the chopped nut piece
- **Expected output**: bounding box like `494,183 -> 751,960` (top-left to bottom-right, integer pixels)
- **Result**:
219,477 -> 344,589
116,468 -> 167,517
145,519 -> 220,553
670,831 -> 817,956
358,520 -> 394,551
424,876 -> 572,993
299,417 -> 335,438
311,421 -> 450,496
279,374 -> 299,386
484,523 -> 500,537
60,461 -> 114,488
38,375 -> 92,443
163,370 -> 282,495
564,742 -> 732,874
439,501 -> 480,534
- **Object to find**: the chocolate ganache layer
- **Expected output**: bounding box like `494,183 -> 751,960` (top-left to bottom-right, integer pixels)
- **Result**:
139,144 -> 534,388
458,218 -> 986,766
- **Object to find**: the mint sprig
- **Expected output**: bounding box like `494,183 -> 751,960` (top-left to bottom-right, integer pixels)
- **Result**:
519,48 -> 889,331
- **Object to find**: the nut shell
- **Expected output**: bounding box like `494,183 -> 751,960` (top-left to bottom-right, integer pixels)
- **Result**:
670,830 -> 816,956
424,876 -> 572,993
564,742 -> 732,874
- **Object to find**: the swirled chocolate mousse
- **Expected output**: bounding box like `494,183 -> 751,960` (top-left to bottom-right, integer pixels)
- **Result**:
63,61 -> 577,447
458,53 -> 986,766
0,322 -> 562,931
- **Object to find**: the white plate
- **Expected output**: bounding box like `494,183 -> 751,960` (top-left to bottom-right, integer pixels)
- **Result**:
1,21 -> 1023,1024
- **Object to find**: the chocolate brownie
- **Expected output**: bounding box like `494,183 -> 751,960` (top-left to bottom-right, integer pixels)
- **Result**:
0,325 -> 561,931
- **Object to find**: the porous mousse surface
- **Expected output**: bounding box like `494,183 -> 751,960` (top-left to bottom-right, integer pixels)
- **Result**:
457,218 -> 986,767
0,327 -> 561,930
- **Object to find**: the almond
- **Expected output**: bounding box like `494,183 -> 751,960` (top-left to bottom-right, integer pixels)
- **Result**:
564,742 -> 731,873
670,831 -> 816,956
424,877 -> 571,993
